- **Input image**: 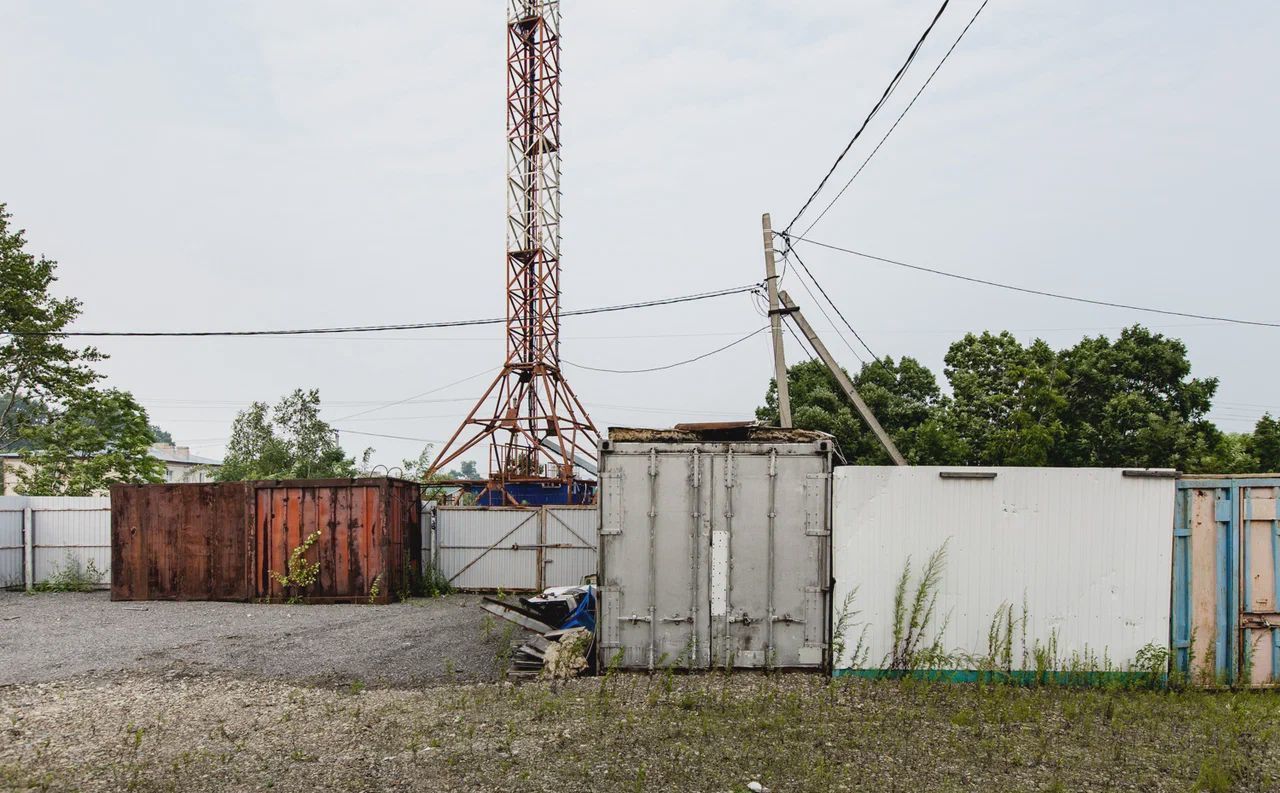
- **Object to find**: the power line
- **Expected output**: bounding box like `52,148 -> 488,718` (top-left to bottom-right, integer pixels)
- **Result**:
333,429 -> 443,444
785,254 -> 865,365
799,0 -> 991,237
13,284 -> 761,338
786,246 -> 885,365
784,234 -> 1280,329
784,0 -> 951,234
332,367 -> 499,422
563,326 -> 770,374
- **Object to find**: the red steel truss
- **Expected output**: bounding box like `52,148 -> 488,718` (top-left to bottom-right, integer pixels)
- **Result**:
430,0 -> 599,501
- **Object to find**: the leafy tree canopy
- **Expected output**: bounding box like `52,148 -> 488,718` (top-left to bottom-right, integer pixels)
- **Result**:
2,203 -> 161,493
217,388 -> 356,481
758,324 -> 1259,473
1,204 -> 104,452
17,389 -> 165,495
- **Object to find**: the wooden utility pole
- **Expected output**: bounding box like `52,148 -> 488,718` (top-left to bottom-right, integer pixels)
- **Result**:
779,290 -> 906,465
761,214 -> 792,427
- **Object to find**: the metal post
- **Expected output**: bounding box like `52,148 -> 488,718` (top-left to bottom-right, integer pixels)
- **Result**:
762,214 -> 792,428
22,506 -> 33,591
723,449 -> 735,668
779,290 -> 907,465
766,449 -> 777,665
689,448 -> 701,670
647,447 -> 658,672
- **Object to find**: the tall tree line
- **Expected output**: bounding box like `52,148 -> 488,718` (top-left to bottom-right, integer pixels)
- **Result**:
758,327 -> 1279,473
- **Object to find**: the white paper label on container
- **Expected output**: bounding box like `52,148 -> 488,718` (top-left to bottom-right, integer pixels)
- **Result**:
710,530 -> 728,616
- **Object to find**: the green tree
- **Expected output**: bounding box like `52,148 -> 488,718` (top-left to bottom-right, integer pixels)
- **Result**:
17,389 -> 164,495
149,425 -> 174,444
757,357 -> 960,464
217,389 -> 355,481
1055,326 -> 1219,470
942,332 -> 1066,466
0,204 -> 103,452
1245,414 -> 1280,472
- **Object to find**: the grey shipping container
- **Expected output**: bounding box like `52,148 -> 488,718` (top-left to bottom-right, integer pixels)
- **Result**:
597,425 -> 834,671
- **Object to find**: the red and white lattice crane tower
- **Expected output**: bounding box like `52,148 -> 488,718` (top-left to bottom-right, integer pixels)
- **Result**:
430,0 -> 599,505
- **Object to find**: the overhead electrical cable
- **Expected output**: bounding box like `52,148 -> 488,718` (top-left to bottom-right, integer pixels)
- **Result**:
332,367 -> 499,422
332,429 -> 443,444
13,284 -> 761,338
563,326 -> 770,374
783,0 -> 951,234
786,246 -> 889,368
784,234 -> 1280,329
785,254 -> 866,365
799,0 -> 991,237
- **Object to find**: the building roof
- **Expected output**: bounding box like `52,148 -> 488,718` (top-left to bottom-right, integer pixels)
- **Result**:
149,445 -> 222,466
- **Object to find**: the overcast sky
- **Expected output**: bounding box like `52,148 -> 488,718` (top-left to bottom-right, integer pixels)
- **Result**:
3,1 -> 1276,471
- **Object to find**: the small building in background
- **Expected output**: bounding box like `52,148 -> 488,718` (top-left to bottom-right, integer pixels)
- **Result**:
148,444 -> 222,484
0,444 -> 222,495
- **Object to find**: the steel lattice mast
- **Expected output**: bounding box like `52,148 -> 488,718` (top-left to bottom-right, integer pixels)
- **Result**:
430,0 -> 598,501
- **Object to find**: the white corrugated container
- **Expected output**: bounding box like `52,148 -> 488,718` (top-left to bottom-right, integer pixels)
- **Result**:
832,467 -> 1175,677
598,430 -> 835,671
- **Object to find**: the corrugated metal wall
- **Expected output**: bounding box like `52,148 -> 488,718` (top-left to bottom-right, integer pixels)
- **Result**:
832,467 -> 1175,676
0,496 -> 111,589
433,505 -> 596,591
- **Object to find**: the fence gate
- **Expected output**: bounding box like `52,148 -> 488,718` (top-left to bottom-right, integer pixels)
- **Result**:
433,505 -> 596,591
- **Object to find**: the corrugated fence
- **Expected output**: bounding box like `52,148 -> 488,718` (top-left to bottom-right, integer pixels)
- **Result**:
430,505 -> 597,591
0,496 -> 112,589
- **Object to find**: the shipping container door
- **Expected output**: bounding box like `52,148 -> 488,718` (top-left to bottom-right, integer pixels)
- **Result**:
1241,483 -> 1280,686
599,448 -> 709,670
710,450 -> 828,669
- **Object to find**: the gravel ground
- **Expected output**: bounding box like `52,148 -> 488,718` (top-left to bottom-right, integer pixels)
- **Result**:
0,591 -> 502,687
3,671 -> 1278,792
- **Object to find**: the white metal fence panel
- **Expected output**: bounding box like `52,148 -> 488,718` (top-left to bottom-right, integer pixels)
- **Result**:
436,507 -> 542,590
433,505 -> 598,591
0,496 -> 111,589
832,467 -> 1175,675
544,506 -> 597,587
0,498 -> 24,588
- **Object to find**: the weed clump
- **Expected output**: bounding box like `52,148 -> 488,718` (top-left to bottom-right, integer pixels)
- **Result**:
32,554 -> 103,593
269,531 -> 321,604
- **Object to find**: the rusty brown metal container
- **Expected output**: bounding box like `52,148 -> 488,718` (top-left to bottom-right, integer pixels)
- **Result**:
111,483 -> 253,601
253,478 -> 421,604
111,478 -> 421,604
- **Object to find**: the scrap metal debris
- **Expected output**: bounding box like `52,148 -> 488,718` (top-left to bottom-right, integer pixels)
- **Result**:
482,584 -> 596,679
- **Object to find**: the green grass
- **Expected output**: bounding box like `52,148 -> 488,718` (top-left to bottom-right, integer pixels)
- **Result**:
2,674 -> 1277,792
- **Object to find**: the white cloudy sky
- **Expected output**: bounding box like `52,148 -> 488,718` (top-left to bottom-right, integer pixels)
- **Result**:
2,1 -> 1276,470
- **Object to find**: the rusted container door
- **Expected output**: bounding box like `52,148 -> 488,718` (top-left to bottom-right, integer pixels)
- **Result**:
111,483 -> 252,601
254,479 -> 421,604
1175,477 -> 1280,687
